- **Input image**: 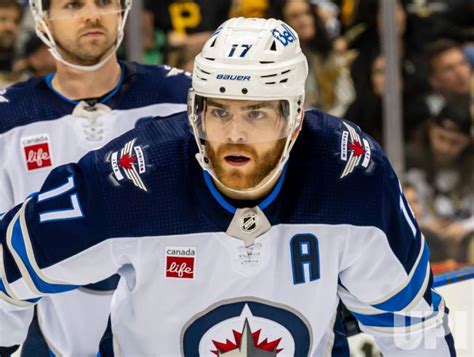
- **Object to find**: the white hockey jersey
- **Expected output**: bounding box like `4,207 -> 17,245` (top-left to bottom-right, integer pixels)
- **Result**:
0,62 -> 190,354
0,110 -> 455,356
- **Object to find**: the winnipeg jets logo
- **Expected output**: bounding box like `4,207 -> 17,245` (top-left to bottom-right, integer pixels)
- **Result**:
107,138 -> 149,192
212,318 -> 283,356
182,299 -> 311,356
339,122 -> 371,179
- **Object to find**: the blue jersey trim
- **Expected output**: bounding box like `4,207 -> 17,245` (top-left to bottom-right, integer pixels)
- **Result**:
203,163 -> 289,214
352,311 -> 412,328
1,277 -> 40,302
372,240 -> 430,311
45,74 -> 76,105
0,278 -> 10,298
354,289 -> 442,328
431,290 -> 442,312
10,217 -> 79,294
259,164 -> 288,210
44,63 -> 125,105
203,172 -> 236,214
26,297 -> 41,303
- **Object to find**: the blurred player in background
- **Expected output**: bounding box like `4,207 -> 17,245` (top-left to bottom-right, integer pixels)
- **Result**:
0,0 -> 23,87
0,0 -> 190,355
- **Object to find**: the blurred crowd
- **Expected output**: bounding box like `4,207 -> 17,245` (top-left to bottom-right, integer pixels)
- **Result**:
1,0 -> 473,269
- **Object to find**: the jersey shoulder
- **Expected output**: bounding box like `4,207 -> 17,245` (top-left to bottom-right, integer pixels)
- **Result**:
289,109 -> 395,226
11,112 -> 199,272
289,110 -> 420,263
120,62 -> 192,108
83,111 -> 208,237
300,109 -> 386,176
92,110 -> 192,174
0,77 -> 69,134
87,110 -> 194,208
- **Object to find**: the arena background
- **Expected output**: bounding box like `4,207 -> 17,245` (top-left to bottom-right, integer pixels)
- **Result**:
1,0 -> 472,355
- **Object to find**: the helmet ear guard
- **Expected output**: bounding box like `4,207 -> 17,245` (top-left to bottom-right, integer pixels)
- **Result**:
28,0 -> 133,72
188,18 -> 308,195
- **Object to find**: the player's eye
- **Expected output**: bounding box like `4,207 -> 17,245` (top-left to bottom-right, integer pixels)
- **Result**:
248,110 -> 265,120
96,0 -> 114,7
210,108 -> 230,120
64,1 -> 82,10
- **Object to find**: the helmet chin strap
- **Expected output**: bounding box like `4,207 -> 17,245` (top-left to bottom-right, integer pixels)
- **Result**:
48,45 -> 117,72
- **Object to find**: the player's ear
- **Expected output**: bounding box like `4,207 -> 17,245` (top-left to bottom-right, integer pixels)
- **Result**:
291,111 -> 304,140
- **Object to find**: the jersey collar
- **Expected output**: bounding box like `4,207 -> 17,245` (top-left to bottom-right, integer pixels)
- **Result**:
202,164 -> 288,215
44,61 -> 126,106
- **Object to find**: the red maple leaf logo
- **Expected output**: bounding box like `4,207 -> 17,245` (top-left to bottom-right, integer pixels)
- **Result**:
211,319 -> 283,355
348,140 -> 365,157
119,153 -> 136,170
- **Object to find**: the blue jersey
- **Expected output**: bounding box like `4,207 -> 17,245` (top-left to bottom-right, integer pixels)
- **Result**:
0,110 -> 454,356
0,62 -> 191,212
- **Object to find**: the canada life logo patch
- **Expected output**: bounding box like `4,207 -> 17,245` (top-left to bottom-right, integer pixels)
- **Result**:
165,246 -> 196,279
21,134 -> 53,171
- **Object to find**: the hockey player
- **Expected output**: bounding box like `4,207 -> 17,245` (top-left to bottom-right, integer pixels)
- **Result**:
0,18 -> 455,356
0,0 -> 190,354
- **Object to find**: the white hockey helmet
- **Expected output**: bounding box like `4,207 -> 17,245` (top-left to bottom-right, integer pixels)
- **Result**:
188,17 -> 308,196
29,0 -> 132,72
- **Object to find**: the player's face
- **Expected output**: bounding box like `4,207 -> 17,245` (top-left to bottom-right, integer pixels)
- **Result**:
46,0 -> 122,65
203,99 -> 289,190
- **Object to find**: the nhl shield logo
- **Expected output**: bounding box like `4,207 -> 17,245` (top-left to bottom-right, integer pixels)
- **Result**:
339,122 -> 372,179
241,212 -> 258,233
107,138 -> 149,192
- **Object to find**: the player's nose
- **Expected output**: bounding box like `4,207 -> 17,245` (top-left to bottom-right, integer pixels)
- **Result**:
81,2 -> 104,21
225,117 -> 248,143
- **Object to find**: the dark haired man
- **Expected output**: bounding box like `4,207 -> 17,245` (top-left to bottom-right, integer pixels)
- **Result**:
0,0 -> 191,354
